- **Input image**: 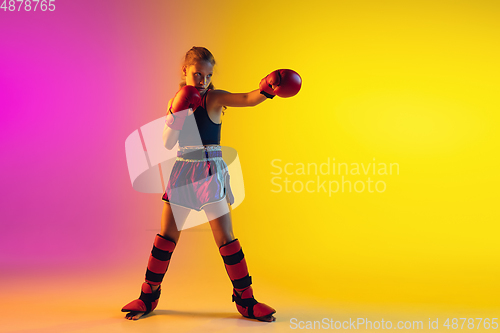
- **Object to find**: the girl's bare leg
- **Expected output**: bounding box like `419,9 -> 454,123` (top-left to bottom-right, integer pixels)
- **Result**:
206,202 -> 235,248
125,202 -> 190,320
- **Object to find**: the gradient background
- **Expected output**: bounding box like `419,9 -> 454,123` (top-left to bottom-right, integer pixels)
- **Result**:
1,0 -> 499,332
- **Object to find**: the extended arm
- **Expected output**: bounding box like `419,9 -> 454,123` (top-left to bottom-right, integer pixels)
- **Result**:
209,89 -> 268,108
209,69 -> 302,109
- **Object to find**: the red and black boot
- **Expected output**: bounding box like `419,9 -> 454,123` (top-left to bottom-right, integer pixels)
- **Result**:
122,234 -> 176,319
219,239 -> 276,321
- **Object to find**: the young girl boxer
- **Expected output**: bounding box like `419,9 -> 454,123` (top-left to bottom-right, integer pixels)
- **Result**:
122,46 -> 301,322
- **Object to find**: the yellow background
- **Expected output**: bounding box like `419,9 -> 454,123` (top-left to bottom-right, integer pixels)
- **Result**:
189,0 -> 500,309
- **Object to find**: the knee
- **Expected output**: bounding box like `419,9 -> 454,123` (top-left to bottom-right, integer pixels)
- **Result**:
217,234 -> 235,248
159,232 -> 179,245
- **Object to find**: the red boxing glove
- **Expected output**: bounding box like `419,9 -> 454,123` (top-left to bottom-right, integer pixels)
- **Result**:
259,69 -> 302,99
166,85 -> 202,130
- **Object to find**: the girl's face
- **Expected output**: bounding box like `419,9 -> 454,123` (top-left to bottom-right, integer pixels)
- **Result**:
183,60 -> 213,95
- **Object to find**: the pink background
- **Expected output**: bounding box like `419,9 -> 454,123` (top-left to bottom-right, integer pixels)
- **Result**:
1,1 -> 190,270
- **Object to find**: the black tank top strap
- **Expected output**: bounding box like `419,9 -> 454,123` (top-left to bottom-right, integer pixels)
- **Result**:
202,89 -> 210,109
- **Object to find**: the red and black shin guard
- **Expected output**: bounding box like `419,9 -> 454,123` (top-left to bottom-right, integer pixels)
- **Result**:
122,234 -> 176,316
219,239 -> 276,321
